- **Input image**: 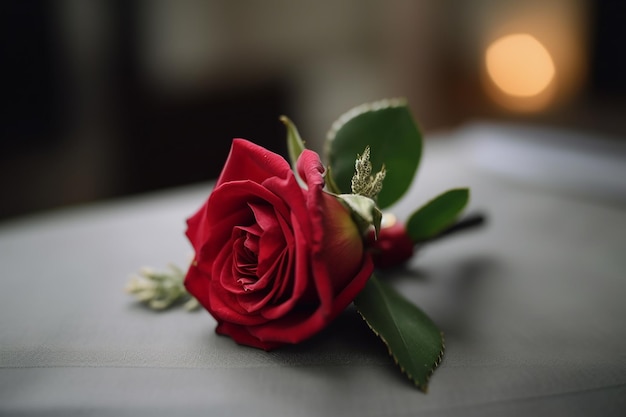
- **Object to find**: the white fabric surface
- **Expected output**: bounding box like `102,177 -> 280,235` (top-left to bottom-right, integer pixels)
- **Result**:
1,124 -> 625,416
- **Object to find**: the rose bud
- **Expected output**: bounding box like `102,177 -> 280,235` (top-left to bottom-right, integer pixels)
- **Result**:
184,139 -> 373,350
368,219 -> 415,268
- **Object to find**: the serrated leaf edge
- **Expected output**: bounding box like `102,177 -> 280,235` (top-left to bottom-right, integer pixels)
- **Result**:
356,309 -> 445,392
324,97 -> 408,157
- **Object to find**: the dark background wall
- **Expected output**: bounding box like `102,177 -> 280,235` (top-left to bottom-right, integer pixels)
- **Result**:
1,0 -> 625,220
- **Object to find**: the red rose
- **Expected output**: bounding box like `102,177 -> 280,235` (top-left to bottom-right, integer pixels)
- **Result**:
184,139 -> 374,350
368,221 -> 415,268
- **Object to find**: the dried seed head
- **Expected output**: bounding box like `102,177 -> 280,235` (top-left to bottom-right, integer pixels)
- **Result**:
351,146 -> 385,200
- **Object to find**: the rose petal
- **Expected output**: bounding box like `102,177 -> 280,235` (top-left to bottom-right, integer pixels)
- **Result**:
248,254 -> 373,344
208,279 -> 268,326
216,139 -> 292,187
235,250 -> 290,313
318,193 -> 366,290
194,181 -> 289,266
249,203 -> 288,283
296,149 -> 325,192
256,213 -> 312,320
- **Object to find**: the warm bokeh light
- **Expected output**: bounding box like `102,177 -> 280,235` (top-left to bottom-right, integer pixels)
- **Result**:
486,34 -> 555,98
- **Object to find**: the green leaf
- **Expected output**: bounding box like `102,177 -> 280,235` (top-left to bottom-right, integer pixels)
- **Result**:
406,188 -> 470,242
326,99 -> 422,209
280,115 -> 306,169
354,275 -> 444,391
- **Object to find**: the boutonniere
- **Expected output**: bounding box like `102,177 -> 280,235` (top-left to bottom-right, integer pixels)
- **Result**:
126,98 -> 484,391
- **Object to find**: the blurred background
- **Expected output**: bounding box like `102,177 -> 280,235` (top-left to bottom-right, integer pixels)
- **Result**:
1,0 -> 625,219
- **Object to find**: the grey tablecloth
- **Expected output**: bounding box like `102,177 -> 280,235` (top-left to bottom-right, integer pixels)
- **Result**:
1,124 -> 625,416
